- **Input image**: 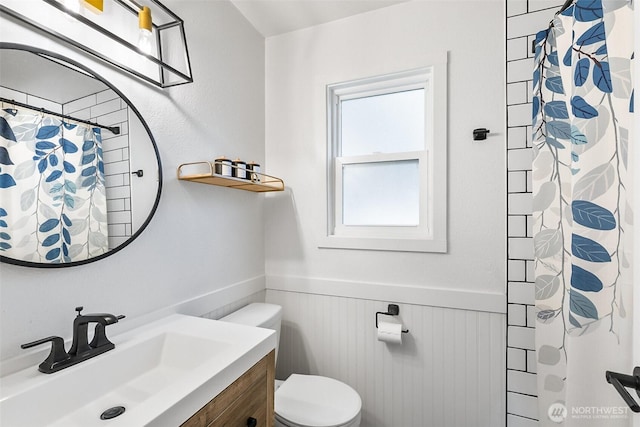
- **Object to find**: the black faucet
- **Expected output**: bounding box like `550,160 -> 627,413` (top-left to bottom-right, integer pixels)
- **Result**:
68,307 -> 122,357
21,306 -> 125,374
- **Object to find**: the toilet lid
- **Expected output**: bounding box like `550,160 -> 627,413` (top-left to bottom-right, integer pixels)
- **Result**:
275,374 -> 362,427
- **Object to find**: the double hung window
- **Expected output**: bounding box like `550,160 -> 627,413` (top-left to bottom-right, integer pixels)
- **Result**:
323,63 -> 447,252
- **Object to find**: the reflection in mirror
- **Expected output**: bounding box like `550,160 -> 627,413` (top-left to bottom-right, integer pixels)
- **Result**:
0,44 -> 162,267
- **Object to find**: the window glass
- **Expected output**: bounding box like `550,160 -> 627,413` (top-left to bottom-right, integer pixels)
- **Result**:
323,62 -> 447,252
342,160 -> 419,226
341,89 -> 424,156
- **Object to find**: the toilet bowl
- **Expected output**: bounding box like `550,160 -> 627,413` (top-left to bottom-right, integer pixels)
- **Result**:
219,303 -> 362,427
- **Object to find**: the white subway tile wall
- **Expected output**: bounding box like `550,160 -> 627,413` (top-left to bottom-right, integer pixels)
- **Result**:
507,370 -> 538,395
506,1 -> 564,424
64,90 -> 132,250
508,148 -> 533,171
508,391 -> 539,420
507,0 -> 528,17
507,81 -> 529,104
508,193 -> 533,215
508,303 -> 527,326
507,347 -> 527,370
508,238 -> 534,259
0,88 -> 62,118
507,413 -> 539,427
507,217 -> 527,238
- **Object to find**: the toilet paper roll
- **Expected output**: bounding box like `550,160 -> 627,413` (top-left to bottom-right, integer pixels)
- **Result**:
377,321 -> 403,344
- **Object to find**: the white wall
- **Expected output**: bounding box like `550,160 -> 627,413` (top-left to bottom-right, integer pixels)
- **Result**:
0,0 -> 266,363
264,2 -> 507,426
264,0 -> 506,308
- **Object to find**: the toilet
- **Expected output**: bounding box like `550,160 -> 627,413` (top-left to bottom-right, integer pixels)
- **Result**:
220,303 -> 362,427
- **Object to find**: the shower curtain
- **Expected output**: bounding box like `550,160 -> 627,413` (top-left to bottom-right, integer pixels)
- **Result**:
0,107 -> 109,263
532,0 -> 634,425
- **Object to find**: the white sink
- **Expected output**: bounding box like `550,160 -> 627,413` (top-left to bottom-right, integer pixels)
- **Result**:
0,314 -> 276,426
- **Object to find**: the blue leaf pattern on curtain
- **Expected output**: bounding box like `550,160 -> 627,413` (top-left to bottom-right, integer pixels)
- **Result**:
0,108 -> 108,263
532,0 -> 634,425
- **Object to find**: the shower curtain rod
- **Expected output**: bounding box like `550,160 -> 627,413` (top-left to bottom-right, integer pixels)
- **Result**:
531,0 -> 576,53
0,97 -> 120,135
557,0 -> 574,14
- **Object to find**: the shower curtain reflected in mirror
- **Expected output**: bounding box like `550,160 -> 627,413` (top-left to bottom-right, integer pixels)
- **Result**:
532,0 -> 634,425
0,107 -> 109,263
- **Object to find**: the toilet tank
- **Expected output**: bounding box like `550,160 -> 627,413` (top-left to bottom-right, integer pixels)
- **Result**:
219,303 -> 282,360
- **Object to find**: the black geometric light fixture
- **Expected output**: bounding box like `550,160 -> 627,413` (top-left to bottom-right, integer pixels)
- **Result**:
0,0 -> 193,88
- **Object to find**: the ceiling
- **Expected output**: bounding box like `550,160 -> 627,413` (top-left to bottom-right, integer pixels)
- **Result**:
229,0 -> 409,38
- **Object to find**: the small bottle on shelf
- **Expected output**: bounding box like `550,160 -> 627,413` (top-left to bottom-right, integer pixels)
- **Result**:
213,156 -> 232,177
246,162 -> 261,182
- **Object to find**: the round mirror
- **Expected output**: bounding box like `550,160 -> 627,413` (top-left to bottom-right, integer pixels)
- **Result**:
0,43 -> 162,268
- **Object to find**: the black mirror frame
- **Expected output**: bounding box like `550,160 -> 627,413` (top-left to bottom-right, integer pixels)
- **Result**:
0,42 -> 163,268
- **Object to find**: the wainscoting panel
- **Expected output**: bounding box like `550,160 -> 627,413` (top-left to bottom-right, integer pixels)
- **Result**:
266,289 -> 506,427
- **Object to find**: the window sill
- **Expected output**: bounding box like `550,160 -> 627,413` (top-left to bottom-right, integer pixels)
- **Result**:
318,236 -> 447,253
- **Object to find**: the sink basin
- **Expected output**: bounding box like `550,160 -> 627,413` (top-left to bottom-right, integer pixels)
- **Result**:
0,314 -> 276,426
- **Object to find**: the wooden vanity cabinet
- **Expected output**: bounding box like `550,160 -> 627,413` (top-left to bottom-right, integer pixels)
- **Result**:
181,351 -> 275,427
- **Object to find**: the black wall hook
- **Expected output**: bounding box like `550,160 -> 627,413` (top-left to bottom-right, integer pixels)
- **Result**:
375,304 -> 409,333
473,128 -> 490,141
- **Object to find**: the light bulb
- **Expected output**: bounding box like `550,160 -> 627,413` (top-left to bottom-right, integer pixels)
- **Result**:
138,28 -> 152,55
138,6 -> 153,55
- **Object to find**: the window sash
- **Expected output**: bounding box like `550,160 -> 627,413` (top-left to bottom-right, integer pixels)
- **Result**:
340,88 -> 426,157
334,151 -> 429,239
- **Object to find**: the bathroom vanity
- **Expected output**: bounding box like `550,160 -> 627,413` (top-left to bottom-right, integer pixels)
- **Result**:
0,315 -> 277,427
182,350 -> 275,427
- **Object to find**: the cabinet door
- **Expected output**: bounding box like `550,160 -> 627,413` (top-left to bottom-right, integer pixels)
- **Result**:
208,377 -> 267,427
181,351 -> 274,427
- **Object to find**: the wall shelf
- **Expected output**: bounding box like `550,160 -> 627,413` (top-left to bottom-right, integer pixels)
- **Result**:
177,161 -> 284,193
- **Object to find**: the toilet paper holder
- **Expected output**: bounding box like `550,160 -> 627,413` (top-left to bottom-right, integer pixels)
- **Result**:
376,304 -> 409,333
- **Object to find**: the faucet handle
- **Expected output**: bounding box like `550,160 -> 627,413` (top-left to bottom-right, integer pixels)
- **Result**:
89,324 -> 112,349
89,315 -> 125,349
21,336 -> 70,374
75,306 -> 84,317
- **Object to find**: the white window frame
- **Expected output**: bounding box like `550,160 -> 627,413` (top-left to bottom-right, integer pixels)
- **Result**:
321,58 -> 447,253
